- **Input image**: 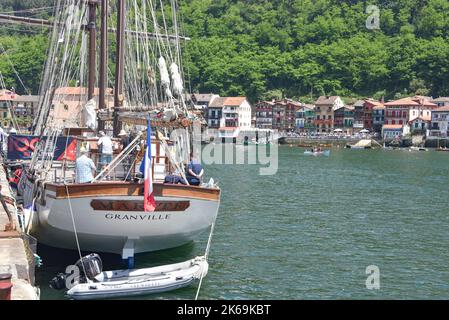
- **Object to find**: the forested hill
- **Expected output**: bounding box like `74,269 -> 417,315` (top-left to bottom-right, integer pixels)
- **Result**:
1,0 -> 448,102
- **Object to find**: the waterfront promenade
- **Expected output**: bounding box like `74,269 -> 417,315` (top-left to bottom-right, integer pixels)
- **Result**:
0,161 -> 38,300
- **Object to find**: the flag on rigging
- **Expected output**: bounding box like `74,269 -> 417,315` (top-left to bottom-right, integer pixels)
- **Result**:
143,118 -> 156,212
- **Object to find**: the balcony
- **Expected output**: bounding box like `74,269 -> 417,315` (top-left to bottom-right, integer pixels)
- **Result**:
314,119 -> 333,125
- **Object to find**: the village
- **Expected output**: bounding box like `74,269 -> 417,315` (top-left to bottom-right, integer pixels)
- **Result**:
2,88 -> 449,148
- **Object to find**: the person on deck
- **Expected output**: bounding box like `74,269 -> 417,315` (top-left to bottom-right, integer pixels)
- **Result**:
76,148 -> 96,184
97,130 -> 113,172
185,154 -> 204,186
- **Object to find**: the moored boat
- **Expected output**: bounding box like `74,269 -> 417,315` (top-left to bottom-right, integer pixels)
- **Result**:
409,146 -> 428,152
66,256 -> 208,300
15,0 -> 221,267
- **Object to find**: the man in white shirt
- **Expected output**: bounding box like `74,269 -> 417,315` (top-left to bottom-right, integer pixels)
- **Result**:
97,131 -> 113,172
76,148 -> 96,183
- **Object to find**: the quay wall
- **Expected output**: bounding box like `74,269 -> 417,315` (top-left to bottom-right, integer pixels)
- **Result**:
0,160 -> 39,300
279,137 -> 363,146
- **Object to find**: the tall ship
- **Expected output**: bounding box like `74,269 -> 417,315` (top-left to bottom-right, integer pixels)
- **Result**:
12,0 -> 220,267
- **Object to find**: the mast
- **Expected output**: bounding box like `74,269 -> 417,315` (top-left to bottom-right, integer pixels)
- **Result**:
98,0 -> 108,131
87,1 -> 98,100
113,0 -> 125,136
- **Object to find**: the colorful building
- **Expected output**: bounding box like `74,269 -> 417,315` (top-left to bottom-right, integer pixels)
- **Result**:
333,106 -> 354,134
255,101 -> 275,129
352,100 -> 365,132
314,96 -> 344,133
363,99 -> 384,130
295,104 -> 315,132
372,104 -> 385,133
384,96 -> 437,126
256,99 -> 300,132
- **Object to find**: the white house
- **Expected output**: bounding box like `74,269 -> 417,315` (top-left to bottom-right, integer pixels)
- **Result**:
430,106 -> 449,137
382,124 -> 409,139
209,97 -> 252,139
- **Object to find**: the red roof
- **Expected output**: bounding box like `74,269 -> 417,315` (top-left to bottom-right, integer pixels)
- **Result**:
364,100 -> 384,108
384,97 -> 436,107
434,106 -> 449,112
223,97 -> 247,106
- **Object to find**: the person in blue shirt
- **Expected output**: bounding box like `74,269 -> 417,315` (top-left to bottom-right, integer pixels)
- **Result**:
185,154 -> 204,186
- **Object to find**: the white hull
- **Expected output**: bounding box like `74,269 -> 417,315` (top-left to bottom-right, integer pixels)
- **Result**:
26,182 -> 220,257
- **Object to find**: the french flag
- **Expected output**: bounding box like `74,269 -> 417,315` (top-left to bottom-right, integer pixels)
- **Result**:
143,118 -> 156,212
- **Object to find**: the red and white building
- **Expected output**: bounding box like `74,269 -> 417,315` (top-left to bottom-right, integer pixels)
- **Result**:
384,96 -> 437,127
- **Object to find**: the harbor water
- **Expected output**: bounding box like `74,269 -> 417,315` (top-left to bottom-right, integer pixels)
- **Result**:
37,146 -> 449,299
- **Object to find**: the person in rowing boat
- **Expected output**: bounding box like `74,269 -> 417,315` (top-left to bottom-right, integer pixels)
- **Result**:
185,154 -> 204,186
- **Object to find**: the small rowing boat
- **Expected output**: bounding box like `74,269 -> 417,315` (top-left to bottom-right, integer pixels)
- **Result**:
304,150 -> 331,157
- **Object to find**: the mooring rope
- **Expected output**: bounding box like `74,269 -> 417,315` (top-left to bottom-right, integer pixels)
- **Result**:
65,184 -> 88,281
195,222 -> 216,300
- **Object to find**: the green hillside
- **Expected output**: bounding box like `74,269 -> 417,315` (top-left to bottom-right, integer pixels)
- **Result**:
1,0 -> 448,102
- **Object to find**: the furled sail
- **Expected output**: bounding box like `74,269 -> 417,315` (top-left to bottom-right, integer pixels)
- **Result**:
83,98 -> 97,130
158,56 -> 173,99
170,62 -> 183,96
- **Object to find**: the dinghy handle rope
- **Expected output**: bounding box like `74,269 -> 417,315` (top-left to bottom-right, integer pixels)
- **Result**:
65,184 -> 89,282
195,222 -> 215,300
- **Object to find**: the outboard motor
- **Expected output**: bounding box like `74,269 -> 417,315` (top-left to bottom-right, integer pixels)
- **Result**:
49,253 -> 103,290
75,253 -> 103,281
49,273 -> 67,290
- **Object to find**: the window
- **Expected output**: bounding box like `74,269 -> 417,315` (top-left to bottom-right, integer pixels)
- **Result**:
392,120 -> 396,125
399,120 -> 403,125
403,111 -> 407,118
